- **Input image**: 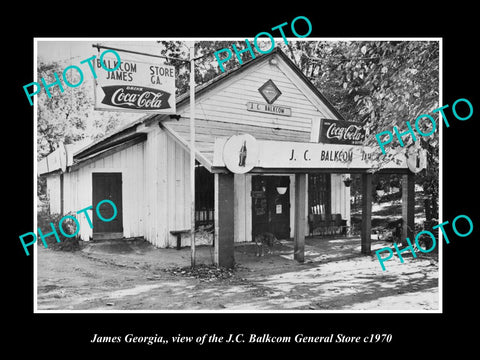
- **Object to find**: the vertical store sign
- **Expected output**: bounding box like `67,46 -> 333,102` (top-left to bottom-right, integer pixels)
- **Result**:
94,55 -> 176,113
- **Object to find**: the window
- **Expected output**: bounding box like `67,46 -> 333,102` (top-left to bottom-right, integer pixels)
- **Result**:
308,174 -> 331,214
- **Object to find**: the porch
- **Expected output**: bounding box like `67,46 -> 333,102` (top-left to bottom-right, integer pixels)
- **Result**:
214,170 -> 415,268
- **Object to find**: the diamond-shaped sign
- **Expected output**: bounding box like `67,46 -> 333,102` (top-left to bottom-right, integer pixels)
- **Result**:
258,79 -> 282,104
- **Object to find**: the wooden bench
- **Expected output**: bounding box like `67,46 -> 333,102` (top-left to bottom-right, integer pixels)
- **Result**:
308,213 -> 348,237
170,229 -> 190,250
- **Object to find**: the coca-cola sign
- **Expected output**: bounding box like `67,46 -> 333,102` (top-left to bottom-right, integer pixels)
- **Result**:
101,85 -> 172,110
94,56 -> 176,113
320,119 -> 366,145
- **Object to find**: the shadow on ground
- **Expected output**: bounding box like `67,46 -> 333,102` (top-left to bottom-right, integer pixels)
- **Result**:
36,235 -> 439,311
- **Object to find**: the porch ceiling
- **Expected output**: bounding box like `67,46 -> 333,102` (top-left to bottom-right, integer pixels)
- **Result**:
162,118 -> 311,165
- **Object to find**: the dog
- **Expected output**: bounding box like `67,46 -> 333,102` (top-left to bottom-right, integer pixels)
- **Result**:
386,218 -> 403,243
254,232 -> 278,257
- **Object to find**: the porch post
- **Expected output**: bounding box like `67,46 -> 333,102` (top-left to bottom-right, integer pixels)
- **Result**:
214,172 -> 235,268
361,173 -> 372,254
402,172 -> 415,242
294,173 -> 307,262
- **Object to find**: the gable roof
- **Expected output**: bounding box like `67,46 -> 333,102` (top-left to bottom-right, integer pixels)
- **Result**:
175,47 -> 345,120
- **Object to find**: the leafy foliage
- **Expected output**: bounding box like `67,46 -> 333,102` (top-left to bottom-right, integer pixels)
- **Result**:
280,41 -> 439,221
37,60 -> 89,160
157,40 -> 260,97
282,41 -> 439,138
37,60 -> 136,161
37,210 -> 81,251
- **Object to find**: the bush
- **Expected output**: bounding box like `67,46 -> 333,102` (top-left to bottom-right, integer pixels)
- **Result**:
37,210 -> 81,252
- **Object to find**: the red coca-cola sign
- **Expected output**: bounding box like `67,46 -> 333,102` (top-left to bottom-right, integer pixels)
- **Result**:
100,85 -> 172,111
320,119 -> 366,145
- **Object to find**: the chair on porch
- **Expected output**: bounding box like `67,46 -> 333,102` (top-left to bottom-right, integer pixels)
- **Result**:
308,212 -> 349,238
324,214 -> 333,235
308,213 -> 331,237
332,214 -> 342,237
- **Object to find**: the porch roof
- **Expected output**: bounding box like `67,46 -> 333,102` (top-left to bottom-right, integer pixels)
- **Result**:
162,118 -> 311,170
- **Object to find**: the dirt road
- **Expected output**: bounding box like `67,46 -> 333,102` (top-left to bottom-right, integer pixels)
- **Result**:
36,236 -> 439,311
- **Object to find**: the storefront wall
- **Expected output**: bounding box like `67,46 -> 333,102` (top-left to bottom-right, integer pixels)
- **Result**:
41,50 -> 355,252
234,173 -> 297,243
233,173 -> 350,242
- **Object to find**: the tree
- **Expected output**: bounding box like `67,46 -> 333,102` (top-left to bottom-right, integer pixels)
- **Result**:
37,60 -> 135,161
37,60 -> 90,160
280,40 -> 440,222
36,58 -> 137,202
157,40 -> 259,96
281,41 -> 439,131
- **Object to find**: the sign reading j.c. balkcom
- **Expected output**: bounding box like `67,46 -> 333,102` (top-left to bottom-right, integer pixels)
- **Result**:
94,56 -> 176,113
214,137 -> 411,170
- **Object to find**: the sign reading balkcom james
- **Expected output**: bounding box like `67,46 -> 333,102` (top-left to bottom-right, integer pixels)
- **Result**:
214,137 -> 410,170
94,56 -> 176,113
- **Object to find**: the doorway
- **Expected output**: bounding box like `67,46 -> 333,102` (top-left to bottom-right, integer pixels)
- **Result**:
92,172 -> 123,239
251,175 -> 290,239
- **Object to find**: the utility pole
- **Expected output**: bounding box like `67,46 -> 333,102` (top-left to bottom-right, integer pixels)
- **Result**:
189,41 -> 196,268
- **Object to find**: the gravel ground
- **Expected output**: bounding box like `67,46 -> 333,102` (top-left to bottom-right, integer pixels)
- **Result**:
36,235 -> 439,311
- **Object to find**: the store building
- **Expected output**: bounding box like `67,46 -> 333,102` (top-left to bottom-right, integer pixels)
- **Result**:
38,48 -> 416,268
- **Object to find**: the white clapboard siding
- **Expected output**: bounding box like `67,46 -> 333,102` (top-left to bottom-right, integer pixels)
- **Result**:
144,128 -> 165,247
143,127 -> 191,248
234,174 -> 248,243
63,141 -> 146,241
167,130 -> 191,247
46,173 -> 61,214
330,174 -> 351,226
177,54 -> 338,132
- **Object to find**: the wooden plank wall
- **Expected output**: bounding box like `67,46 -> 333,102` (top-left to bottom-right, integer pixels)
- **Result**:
46,174 -> 61,214
144,129 -> 165,246
234,174 -> 254,243
177,57 -> 335,133
59,137 -> 351,245
63,141 -> 146,241
144,128 -> 191,248
60,127 -> 191,247
330,174 -> 351,227
166,131 -> 191,247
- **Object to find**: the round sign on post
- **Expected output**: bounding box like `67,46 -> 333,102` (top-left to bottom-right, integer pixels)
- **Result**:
222,134 -> 259,174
